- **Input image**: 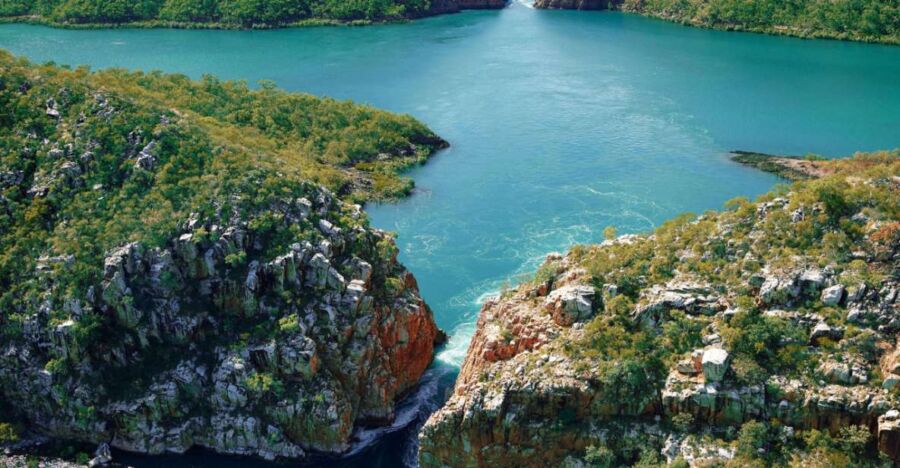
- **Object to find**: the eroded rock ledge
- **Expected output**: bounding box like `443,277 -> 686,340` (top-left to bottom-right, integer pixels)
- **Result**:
420,153 -> 900,466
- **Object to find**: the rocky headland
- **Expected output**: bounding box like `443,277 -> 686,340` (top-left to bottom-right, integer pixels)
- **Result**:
420,151 -> 900,466
0,52 -> 447,463
731,151 -> 835,181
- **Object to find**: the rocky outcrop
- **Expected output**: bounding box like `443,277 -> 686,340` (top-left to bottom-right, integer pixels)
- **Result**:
420,255 -> 661,466
420,158 -> 900,466
0,53 -> 446,462
1,191 -> 442,460
422,257 -> 898,465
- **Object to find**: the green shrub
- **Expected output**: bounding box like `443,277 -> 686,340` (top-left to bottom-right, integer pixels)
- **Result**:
736,421 -> 772,459
244,371 -> 284,398
0,422 -> 20,443
584,444 -> 615,468
278,315 -> 300,335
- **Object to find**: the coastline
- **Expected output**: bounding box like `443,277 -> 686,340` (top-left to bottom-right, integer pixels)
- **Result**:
619,10 -> 900,46
730,150 -> 829,181
420,150 -> 900,466
0,15 -> 403,30
0,2 -> 896,464
1,4 -> 897,46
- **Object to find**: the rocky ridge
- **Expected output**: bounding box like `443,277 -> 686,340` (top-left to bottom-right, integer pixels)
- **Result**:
0,53 -> 445,462
420,152 -> 900,466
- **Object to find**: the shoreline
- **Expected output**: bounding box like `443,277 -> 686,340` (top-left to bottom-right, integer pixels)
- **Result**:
419,150 -> 900,466
0,15 -> 404,31
730,150 -> 833,181
0,6 -> 897,46
618,10 -> 900,46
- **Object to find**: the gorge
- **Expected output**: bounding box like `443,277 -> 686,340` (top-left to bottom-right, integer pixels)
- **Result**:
0,1 -> 899,466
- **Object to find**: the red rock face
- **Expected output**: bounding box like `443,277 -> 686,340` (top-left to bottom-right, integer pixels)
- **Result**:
379,297 -> 441,391
355,271 -> 443,424
457,296 -> 558,391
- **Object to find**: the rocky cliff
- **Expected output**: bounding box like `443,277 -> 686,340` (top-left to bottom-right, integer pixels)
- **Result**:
420,152 -> 900,466
0,52 -> 445,461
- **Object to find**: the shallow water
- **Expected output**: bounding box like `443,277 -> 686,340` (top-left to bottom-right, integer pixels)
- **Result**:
1,2 -> 899,466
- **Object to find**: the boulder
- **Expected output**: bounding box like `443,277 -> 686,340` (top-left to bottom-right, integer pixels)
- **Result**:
135,141 -> 157,170
821,285 -> 845,306
701,348 -> 730,383
817,360 -> 858,385
810,322 -> 843,344
544,285 -> 597,326
0,170 -> 24,188
759,275 -> 800,305
800,269 -> 826,292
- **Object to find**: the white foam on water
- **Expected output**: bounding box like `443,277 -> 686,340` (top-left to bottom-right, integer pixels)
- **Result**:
474,290 -> 500,305
436,321 -> 478,367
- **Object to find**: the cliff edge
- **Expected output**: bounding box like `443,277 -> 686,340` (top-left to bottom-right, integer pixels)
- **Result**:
0,52 -> 446,461
421,151 -> 900,466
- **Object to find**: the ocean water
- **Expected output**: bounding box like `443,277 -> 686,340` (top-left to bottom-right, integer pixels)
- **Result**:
1,2 -> 898,466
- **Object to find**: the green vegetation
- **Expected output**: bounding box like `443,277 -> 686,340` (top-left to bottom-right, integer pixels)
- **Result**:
0,0 -> 440,28
542,151 -> 899,466
618,0 -> 899,44
731,151 -> 820,181
0,49 -> 442,390
725,420 -> 880,467
567,149 -> 897,377
583,443 -> 615,467
0,421 -> 21,444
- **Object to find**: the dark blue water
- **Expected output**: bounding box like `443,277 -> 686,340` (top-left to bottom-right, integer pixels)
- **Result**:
1,2 -> 898,466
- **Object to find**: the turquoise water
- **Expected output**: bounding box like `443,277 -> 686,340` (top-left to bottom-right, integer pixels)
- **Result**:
2,2 -> 899,466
